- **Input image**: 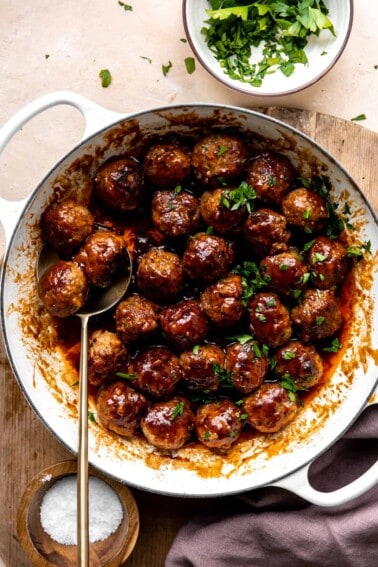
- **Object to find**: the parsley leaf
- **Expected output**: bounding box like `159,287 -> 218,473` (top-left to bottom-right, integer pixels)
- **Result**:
185,57 -> 196,74
99,69 -> 112,88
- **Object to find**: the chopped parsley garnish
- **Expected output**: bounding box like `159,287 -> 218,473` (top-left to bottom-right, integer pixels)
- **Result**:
323,337 -> 342,353
185,56 -> 196,74
347,241 -> 371,258
233,261 -> 270,304
116,371 -> 136,381
118,2 -> 133,10
162,61 -> 173,76
99,69 -> 112,88
212,363 -> 233,387
88,411 -> 96,423
202,0 -> 335,87
192,344 -> 200,355
351,114 -> 367,122
140,56 -> 152,64
220,181 -> 257,213
282,350 -> 296,360
226,333 -> 254,344
316,316 -> 325,326
170,401 -> 185,420
313,252 -> 327,263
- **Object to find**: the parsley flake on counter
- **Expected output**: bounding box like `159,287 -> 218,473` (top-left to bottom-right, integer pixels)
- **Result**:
351,114 -> 367,122
118,1 -> 133,11
99,69 -> 112,88
202,0 -> 335,87
184,57 -> 196,75
162,61 -> 173,76
140,56 -> 152,64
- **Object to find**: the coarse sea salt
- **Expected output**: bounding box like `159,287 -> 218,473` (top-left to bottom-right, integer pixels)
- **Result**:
40,475 -> 124,545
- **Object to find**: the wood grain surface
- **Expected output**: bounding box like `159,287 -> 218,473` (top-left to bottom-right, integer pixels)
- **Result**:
0,108 -> 377,567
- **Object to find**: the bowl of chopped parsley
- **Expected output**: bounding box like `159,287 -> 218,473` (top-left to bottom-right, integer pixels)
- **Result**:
183,0 -> 353,96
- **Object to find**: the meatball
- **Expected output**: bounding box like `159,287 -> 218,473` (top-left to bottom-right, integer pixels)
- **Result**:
192,133 -> 248,187
200,274 -> 245,327
246,151 -> 295,205
38,260 -> 88,318
151,189 -> 200,238
244,208 -> 291,258
249,292 -> 292,348
93,156 -> 144,211
160,299 -> 209,351
143,142 -> 191,187
274,340 -> 324,389
260,249 -> 309,297
114,293 -> 159,344
225,340 -> 268,394
307,236 -> 349,289
281,188 -> 328,233
40,199 -> 94,256
179,344 -> 225,392
243,383 -> 297,433
97,381 -> 149,437
141,397 -> 194,450
195,399 -> 243,450
74,230 -> 129,288
291,288 -> 343,342
200,188 -> 248,234
137,248 -> 184,303
88,330 -> 128,388
128,346 -> 182,398
183,232 -> 234,283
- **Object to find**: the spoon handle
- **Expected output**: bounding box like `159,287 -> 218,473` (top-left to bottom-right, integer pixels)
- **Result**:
78,314 -> 90,566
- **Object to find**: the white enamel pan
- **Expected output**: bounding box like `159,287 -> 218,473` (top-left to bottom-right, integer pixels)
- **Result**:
1,92 -> 378,505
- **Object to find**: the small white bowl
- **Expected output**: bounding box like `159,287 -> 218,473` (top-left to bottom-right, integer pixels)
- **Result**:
183,0 -> 353,96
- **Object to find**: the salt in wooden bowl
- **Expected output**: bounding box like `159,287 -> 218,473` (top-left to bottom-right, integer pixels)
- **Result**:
16,460 -> 139,566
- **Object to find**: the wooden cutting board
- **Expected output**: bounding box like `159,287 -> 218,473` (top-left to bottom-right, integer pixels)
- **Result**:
0,108 -> 377,567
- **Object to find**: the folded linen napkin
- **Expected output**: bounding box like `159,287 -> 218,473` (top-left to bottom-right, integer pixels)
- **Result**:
165,405 -> 378,567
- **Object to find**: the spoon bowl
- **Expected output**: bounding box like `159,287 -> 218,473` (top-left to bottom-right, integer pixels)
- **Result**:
37,242 -> 132,566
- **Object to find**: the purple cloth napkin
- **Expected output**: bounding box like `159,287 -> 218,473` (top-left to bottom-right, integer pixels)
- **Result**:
165,406 -> 378,567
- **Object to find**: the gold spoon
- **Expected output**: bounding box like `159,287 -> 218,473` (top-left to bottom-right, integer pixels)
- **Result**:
37,244 -> 132,566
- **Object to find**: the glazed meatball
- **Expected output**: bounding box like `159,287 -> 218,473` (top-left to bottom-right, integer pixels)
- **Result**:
38,260 -> 88,318
97,381 -> 149,437
160,299 -> 209,351
114,293 -> 159,344
281,188 -> 328,233
179,344 -> 225,392
244,208 -> 291,258
307,236 -> 349,289
137,248 -> 184,303
249,292 -> 292,348
192,133 -> 248,187
274,340 -> 324,389
41,199 -> 94,256
246,151 -> 295,205
260,249 -> 309,297
195,399 -> 243,450
128,346 -> 182,398
243,383 -> 297,433
183,232 -> 234,283
93,156 -> 144,211
200,274 -> 245,327
225,340 -> 268,394
74,230 -> 129,288
143,142 -> 191,187
151,189 -> 200,238
141,397 -> 194,450
200,188 -> 248,234
88,330 -> 128,388
291,288 -> 343,342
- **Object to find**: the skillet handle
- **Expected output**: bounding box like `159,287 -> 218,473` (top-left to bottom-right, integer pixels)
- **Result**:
0,91 -> 124,249
271,451 -> 378,507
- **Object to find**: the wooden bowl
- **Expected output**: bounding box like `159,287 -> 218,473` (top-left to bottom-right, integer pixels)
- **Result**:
16,460 -> 139,566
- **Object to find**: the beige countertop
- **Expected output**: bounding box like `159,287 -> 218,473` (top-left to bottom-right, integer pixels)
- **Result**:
0,0 -> 377,210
